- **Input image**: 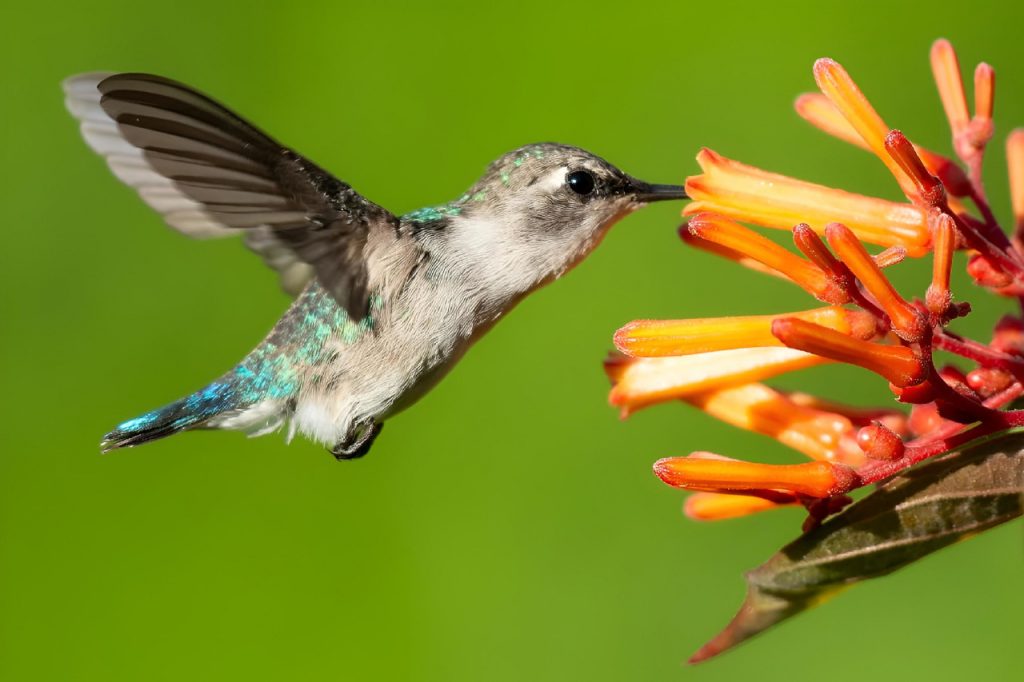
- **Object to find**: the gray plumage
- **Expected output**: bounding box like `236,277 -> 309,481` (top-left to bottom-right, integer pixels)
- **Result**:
64,72 -> 686,458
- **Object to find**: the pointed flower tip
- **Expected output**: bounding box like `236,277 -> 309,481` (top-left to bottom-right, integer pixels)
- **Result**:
653,455 -> 854,498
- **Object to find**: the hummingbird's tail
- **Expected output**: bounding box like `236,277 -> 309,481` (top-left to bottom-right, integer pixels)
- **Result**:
100,377 -> 286,452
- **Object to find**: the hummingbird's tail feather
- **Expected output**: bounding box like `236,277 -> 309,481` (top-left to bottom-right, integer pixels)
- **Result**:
100,380 -> 281,452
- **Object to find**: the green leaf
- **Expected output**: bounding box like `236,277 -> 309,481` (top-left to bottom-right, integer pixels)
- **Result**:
690,430 -> 1024,664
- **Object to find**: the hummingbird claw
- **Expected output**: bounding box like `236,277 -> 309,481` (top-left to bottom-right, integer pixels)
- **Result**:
330,420 -> 384,460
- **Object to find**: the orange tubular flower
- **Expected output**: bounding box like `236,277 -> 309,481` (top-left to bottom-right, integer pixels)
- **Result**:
609,40 -> 1024,529
972,63 -> 995,145
684,492 -> 797,521
653,455 -> 855,499
771,318 -> 926,387
1009,129 -> 1024,241
927,213 -> 956,314
931,39 -> 970,138
684,149 -> 929,251
796,93 -> 972,197
813,58 -> 917,199
824,223 -> 926,340
685,383 -> 864,465
684,214 -> 844,302
605,348 -> 828,416
614,306 -> 874,357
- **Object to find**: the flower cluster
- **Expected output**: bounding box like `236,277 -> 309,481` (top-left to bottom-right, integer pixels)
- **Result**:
607,40 -> 1024,527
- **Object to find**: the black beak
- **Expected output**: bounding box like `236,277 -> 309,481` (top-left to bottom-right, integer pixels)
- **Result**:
630,180 -> 689,203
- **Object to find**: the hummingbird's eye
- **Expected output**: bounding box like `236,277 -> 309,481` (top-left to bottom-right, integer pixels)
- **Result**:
566,170 -> 595,196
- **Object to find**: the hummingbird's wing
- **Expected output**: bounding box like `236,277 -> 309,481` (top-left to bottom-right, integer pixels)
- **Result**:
63,72 -> 401,319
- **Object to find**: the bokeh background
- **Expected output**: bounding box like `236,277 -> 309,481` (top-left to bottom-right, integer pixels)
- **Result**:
2,1 -> 1022,679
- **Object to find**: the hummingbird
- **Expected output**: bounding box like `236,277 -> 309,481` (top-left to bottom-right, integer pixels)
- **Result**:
64,72 -> 687,459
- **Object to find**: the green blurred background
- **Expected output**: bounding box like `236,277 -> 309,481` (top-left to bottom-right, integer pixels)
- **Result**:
2,1 -> 1022,679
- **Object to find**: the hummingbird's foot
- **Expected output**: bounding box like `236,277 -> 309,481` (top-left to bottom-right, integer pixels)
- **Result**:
330,420 -> 384,461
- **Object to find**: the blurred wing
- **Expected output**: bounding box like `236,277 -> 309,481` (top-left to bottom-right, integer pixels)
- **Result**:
63,72 -> 399,318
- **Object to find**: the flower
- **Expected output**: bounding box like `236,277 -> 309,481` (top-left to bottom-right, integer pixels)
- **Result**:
608,40 -> 1024,524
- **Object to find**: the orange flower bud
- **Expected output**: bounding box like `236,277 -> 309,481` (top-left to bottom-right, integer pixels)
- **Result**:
653,455 -> 855,498
772,317 -> 927,387
825,223 -> 927,341
885,130 -> 945,207
856,422 -> 905,460
931,39 -> 970,136
926,213 -> 956,315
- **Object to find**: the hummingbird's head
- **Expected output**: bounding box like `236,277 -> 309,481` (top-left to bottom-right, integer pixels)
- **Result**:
434,143 -> 686,297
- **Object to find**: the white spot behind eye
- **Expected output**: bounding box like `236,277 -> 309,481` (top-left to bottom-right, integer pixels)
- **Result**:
539,166 -> 570,192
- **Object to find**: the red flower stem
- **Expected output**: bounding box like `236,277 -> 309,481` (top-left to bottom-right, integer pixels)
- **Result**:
966,151 -> 986,202
951,210 -> 1024,276
851,421 -> 999,488
846,278 -> 887,322
968,186 -> 1010,250
848,383 -> 1023,490
995,409 -> 1024,426
988,381 -> 1024,408
933,330 -> 1024,377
